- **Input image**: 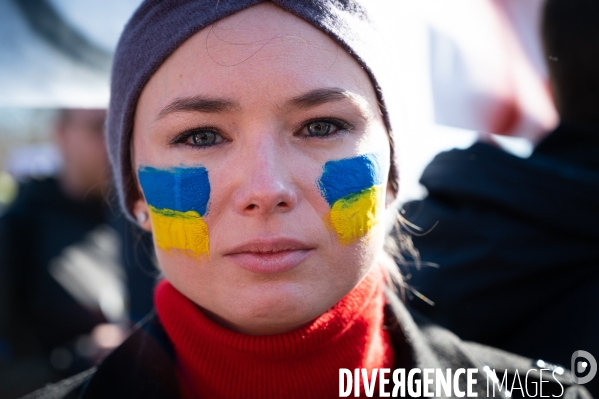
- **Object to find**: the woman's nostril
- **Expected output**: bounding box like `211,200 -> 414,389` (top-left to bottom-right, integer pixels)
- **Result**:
242,199 -> 292,213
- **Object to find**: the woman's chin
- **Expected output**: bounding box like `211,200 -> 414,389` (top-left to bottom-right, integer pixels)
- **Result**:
207,283 -> 336,335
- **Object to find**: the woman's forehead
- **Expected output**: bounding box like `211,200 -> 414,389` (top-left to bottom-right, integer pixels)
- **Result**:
136,3 -> 379,120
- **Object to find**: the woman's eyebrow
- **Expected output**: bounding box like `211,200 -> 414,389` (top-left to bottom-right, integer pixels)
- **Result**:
287,88 -> 352,109
157,95 -> 240,120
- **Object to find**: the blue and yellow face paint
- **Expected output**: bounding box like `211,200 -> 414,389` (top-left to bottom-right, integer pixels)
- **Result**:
138,166 -> 211,258
317,154 -> 384,246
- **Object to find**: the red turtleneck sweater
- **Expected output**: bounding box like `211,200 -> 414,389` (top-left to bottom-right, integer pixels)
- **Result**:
154,268 -> 395,398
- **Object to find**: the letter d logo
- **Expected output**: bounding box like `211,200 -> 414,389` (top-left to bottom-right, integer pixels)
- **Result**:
571,350 -> 597,385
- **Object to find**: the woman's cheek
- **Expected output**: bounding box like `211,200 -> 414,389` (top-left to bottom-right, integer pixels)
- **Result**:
138,166 -> 211,259
317,153 -> 385,246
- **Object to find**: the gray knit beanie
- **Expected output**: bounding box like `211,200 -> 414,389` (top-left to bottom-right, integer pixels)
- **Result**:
107,0 -> 399,221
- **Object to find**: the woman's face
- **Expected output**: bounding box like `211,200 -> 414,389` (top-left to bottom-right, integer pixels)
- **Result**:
132,3 -> 391,335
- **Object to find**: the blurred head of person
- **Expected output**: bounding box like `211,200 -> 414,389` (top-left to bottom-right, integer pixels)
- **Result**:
542,0 -> 599,126
54,108 -> 109,200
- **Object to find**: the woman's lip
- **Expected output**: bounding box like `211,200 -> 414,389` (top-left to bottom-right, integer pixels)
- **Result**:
224,238 -> 315,274
227,249 -> 314,274
225,238 -> 314,255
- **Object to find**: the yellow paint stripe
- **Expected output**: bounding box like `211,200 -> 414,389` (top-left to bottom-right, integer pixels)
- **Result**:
329,185 -> 383,246
148,205 -> 209,257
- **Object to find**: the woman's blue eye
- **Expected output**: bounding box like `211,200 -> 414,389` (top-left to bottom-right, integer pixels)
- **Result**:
306,121 -> 333,137
184,129 -> 223,147
192,131 -> 216,145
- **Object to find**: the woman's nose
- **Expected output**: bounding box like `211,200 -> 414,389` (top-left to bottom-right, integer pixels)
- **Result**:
233,143 -> 298,216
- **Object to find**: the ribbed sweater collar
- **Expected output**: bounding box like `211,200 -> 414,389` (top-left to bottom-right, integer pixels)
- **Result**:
154,268 -> 394,398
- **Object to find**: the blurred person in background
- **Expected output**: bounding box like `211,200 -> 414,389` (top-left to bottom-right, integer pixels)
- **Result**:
53,109 -> 110,200
401,0 -> 599,395
0,108 -> 156,398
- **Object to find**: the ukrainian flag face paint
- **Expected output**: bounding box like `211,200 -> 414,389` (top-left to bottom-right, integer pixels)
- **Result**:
138,166 -> 211,258
317,153 -> 384,246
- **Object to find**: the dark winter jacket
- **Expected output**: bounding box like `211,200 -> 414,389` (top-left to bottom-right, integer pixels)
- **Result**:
21,289 -> 591,398
402,121 -> 599,397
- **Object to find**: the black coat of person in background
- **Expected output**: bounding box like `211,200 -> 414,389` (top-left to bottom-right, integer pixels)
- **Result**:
0,109 -> 157,399
401,0 -> 599,396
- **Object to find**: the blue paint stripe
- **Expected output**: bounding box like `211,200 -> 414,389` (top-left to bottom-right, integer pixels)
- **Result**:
318,153 -> 383,206
138,166 -> 210,215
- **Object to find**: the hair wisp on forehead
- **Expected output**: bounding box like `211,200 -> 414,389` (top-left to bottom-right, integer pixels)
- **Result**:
106,0 -> 400,221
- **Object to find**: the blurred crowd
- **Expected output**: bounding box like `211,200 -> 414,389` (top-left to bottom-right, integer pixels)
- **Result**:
0,108 -> 157,398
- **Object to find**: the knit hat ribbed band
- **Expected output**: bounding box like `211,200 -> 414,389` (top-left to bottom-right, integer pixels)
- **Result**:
107,0 -> 399,221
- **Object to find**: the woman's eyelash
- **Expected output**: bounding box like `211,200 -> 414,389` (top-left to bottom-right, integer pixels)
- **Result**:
171,127 -> 224,147
301,118 -> 354,138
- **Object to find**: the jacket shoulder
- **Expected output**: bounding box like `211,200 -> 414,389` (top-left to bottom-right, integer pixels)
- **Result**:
385,291 -> 593,398
462,341 -> 593,399
18,368 -> 95,399
79,312 -> 178,399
